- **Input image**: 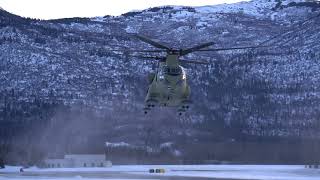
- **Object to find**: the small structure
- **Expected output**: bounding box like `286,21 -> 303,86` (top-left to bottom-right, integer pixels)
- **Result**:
45,154 -> 112,168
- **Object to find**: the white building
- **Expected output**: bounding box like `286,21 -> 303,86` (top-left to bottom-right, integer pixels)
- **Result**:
45,154 -> 112,168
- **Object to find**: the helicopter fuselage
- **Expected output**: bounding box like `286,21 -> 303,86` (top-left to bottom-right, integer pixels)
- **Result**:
144,55 -> 191,114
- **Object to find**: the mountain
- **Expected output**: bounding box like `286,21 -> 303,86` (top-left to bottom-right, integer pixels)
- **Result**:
1,0 -> 320,164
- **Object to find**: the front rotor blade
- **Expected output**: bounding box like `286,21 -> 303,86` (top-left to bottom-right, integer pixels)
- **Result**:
180,42 -> 215,56
198,45 -> 270,52
131,34 -> 171,50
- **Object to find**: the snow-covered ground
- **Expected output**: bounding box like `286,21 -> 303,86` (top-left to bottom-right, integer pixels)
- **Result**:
1,165 -> 320,180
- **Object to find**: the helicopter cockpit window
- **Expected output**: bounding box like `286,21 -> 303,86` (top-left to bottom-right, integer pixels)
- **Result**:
163,66 -> 182,76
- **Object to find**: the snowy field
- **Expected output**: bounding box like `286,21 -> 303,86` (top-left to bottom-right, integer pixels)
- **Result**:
1,165 -> 320,180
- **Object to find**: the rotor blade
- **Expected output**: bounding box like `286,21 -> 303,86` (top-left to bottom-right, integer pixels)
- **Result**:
197,45 -> 271,52
109,49 -> 166,53
131,33 -> 171,50
130,55 -> 165,61
129,50 -> 166,53
180,42 -> 215,56
180,59 -> 210,65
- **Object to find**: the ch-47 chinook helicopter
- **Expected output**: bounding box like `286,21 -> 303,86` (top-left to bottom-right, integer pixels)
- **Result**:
124,34 -> 264,115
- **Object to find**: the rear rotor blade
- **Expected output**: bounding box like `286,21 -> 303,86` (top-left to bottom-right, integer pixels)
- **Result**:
131,34 -> 171,50
110,49 -> 166,53
198,45 -> 270,52
180,42 -> 215,56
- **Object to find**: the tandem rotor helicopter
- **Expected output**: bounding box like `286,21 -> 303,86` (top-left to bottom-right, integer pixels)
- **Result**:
114,34 -> 264,115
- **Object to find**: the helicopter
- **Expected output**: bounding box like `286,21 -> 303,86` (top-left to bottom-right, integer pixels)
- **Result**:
122,34 -> 264,115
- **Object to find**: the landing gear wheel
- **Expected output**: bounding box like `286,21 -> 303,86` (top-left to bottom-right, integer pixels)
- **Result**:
145,99 -> 158,113
143,107 -> 151,115
177,108 -> 186,116
180,100 -> 192,112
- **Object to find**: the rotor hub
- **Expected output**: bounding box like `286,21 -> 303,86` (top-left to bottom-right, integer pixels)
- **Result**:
168,49 -> 182,56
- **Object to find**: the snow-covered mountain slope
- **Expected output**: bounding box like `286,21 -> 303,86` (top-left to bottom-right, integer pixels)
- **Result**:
1,0 -> 320,161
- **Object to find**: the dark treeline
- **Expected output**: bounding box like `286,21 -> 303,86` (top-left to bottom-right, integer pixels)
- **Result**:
106,139 -> 320,165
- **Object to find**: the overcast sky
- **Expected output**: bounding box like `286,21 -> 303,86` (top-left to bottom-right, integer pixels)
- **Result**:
0,0 -> 246,20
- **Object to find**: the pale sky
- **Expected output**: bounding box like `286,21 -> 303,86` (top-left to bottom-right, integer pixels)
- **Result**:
0,0 -> 245,20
